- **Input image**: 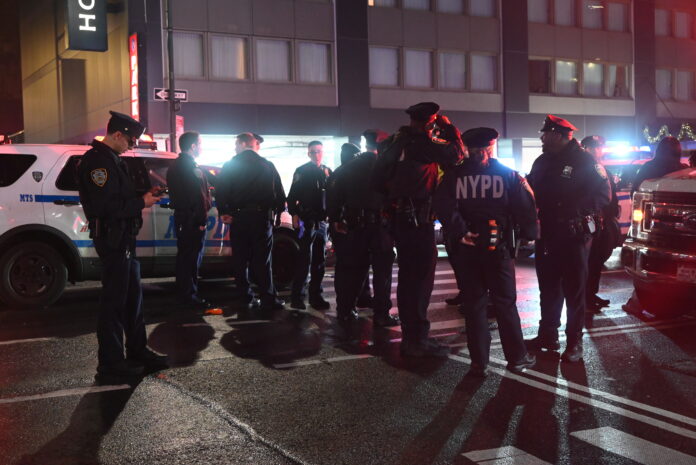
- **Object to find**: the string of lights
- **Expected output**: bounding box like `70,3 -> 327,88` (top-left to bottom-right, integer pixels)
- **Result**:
643,123 -> 696,143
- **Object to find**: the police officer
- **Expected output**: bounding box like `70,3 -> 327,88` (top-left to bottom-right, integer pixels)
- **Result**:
328,129 -> 399,327
287,141 -> 332,311
372,102 -> 464,358
434,128 -> 537,376
581,135 -> 620,313
216,133 -> 286,312
77,111 -> 168,379
167,131 -> 213,308
526,115 -> 611,362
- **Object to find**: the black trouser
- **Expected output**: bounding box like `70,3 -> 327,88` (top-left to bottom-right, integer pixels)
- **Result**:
456,245 -> 526,367
229,211 -> 276,307
392,222 -> 437,344
586,227 -> 613,300
535,235 -> 592,345
175,215 -> 206,300
94,237 -> 147,367
334,223 -> 394,318
292,220 -> 328,300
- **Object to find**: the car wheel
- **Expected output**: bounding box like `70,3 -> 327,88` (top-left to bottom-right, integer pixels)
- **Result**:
634,281 -> 693,318
0,242 -> 68,309
272,229 -> 299,290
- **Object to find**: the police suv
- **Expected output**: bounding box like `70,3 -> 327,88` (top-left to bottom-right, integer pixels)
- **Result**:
0,144 -> 297,309
621,166 -> 696,317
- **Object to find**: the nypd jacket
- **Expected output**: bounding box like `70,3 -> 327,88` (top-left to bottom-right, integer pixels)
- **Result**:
434,158 -> 538,247
167,152 -> 212,226
287,161 -> 332,220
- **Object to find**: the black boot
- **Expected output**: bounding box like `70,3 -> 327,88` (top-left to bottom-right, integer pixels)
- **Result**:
561,340 -> 584,363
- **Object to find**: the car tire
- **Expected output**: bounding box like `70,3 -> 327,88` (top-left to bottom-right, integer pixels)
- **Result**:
0,242 -> 68,309
634,281 -> 693,318
272,228 -> 299,290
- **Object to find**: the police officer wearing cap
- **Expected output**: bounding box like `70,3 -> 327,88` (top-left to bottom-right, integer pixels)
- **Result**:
77,111 -> 168,379
581,135 -> 620,313
372,102 -> 464,358
526,115 -> 611,363
435,128 -> 537,376
216,132 -> 286,312
287,141 -> 333,311
328,129 -> 399,327
167,131 -> 213,308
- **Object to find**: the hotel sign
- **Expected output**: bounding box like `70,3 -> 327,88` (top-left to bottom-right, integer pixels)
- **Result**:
67,0 -> 107,51
129,34 -> 139,120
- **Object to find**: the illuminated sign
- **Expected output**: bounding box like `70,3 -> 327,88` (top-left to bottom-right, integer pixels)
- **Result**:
67,0 -> 107,51
129,34 -> 139,120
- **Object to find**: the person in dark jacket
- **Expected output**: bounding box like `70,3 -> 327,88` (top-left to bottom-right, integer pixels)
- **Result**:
525,115 -> 611,363
216,133 -> 286,312
372,102 -> 465,358
581,135 -> 620,313
435,127 -> 537,376
77,111 -> 167,380
328,129 -> 399,327
167,131 -> 213,308
287,141 -> 333,311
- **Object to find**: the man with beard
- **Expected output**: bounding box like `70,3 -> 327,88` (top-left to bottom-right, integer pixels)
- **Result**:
525,115 -> 611,363
434,127 -> 537,376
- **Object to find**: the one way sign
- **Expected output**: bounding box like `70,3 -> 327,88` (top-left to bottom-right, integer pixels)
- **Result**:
154,88 -> 188,101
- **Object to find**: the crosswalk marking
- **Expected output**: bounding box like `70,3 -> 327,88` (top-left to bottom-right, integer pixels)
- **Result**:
0,385 -> 131,405
462,446 -> 552,464
570,427 -> 696,465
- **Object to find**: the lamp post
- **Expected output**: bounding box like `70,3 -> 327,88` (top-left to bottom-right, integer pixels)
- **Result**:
165,0 -> 177,152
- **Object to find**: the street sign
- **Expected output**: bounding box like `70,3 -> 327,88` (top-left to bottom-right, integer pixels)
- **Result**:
153,88 -> 188,102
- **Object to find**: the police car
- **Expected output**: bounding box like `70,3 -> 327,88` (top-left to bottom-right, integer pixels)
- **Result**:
0,144 -> 298,308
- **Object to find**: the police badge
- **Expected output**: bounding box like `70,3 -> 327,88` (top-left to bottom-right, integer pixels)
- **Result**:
561,165 -> 573,178
91,168 -> 108,187
32,171 -> 43,182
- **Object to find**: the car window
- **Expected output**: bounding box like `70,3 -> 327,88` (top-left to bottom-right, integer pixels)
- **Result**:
56,155 -> 81,191
0,154 -> 37,187
123,158 -> 150,194
142,157 -> 174,189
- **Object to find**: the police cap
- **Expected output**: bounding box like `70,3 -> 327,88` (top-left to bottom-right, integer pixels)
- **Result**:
580,135 -> 606,149
108,111 -> 145,138
462,127 -> 499,148
253,133 -> 264,144
362,129 -> 389,149
405,102 -> 440,122
540,114 -> 577,134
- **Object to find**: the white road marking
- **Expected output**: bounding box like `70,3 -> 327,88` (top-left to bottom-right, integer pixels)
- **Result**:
462,445 -> 552,464
0,337 -> 56,346
570,427 -> 696,465
391,317 -> 465,333
0,385 -> 131,405
273,354 -> 373,369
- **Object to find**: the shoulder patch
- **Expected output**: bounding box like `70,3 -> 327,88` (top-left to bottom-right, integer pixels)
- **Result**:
91,168 -> 108,187
595,163 -> 608,179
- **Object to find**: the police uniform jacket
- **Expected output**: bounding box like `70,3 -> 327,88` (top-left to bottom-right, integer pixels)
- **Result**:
527,139 -> 611,239
327,152 -> 386,223
216,150 -> 285,216
372,125 -> 463,202
77,140 -> 144,240
631,157 -> 688,195
434,158 -> 538,247
287,161 -> 332,221
167,152 -> 212,226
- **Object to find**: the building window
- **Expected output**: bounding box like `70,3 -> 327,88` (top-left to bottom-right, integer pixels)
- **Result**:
606,64 -> 629,97
173,32 -> 204,78
582,0 -> 603,29
256,39 -> 291,82
469,0 -> 496,17
529,59 -> 551,93
607,2 -> 627,32
438,51 -> 466,89
298,42 -> 331,84
656,69 -> 672,100
369,47 -> 399,86
555,60 -> 578,95
404,49 -> 433,88
675,70 -> 694,101
470,54 -> 497,91
210,36 -> 246,80
403,0 -> 430,10
554,0 -> 575,26
655,9 -> 671,36
583,62 -> 603,96
674,12 -> 693,39
369,0 -> 396,6
437,0 -> 463,14
528,0 -> 549,23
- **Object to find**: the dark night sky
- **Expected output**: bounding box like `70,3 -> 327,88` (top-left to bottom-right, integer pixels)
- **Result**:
0,0 -> 23,135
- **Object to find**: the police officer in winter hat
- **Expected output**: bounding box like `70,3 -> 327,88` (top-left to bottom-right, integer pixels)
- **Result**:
77,110 -> 168,380
525,115 -> 611,363
372,102 -> 465,358
435,128 -> 537,376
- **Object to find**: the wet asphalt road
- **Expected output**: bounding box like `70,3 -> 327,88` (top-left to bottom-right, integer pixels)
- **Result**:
1,252 -> 695,465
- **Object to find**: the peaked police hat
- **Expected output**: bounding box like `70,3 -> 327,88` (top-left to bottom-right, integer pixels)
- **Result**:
462,127 -> 499,148
405,102 -> 440,122
540,114 -> 578,134
108,111 -> 146,138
